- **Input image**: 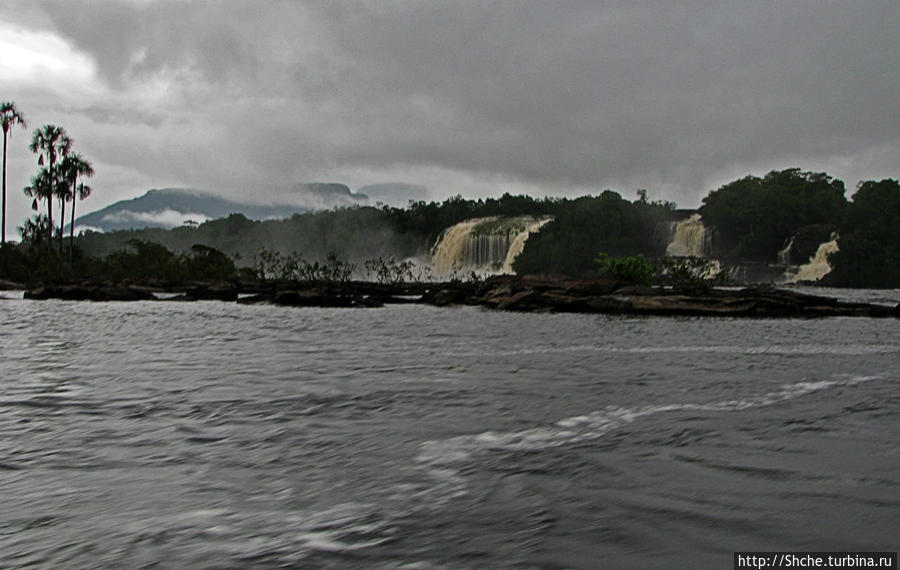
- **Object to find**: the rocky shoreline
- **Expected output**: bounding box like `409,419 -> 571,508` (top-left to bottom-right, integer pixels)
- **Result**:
7,275 -> 899,318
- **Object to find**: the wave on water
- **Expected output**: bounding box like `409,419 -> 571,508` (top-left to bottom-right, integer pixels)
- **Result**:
444,344 -> 900,359
415,374 -> 883,487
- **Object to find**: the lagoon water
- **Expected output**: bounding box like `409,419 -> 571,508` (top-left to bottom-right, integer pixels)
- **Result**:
1,289 -> 898,568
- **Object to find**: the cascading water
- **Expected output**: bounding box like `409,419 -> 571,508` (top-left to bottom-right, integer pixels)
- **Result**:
501,218 -> 553,273
665,214 -> 711,257
431,216 -> 553,276
778,235 -> 796,265
430,218 -> 492,274
784,234 -> 839,283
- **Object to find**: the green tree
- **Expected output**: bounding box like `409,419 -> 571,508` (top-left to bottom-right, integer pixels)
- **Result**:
29,125 -> 72,249
659,256 -> 731,294
828,179 -> 900,287
595,252 -> 655,286
184,244 -> 236,280
18,214 -> 50,248
514,192 -> 674,276
23,169 -> 54,223
1,102 -> 26,246
105,239 -> 184,282
699,168 -> 847,261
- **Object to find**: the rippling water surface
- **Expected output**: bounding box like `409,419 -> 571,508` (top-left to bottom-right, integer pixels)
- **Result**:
1,292 -> 898,568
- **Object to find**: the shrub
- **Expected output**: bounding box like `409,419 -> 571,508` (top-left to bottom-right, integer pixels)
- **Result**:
595,252 -> 655,286
659,256 -> 732,293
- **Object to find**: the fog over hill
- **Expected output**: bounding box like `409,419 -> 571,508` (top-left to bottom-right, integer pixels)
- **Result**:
74,183 -> 426,232
357,184 -> 431,208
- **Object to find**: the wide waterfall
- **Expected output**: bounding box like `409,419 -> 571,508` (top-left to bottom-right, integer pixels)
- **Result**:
431,216 -> 553,275
784,235 -> 839,283
666,214 -> 712,257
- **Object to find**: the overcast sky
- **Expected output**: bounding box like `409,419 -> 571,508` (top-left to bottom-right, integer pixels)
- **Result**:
2,1 -> 898,239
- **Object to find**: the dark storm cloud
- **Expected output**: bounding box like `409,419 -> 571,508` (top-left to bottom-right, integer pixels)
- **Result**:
6,0 -> 899,211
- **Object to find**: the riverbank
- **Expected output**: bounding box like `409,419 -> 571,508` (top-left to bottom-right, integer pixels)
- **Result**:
7,275 -> 899,318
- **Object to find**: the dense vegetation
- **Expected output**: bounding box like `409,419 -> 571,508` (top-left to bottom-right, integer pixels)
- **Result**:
2,103 -> 896,288
698,170 -> 899,287
0,235 -> 242,285
827,179 -> 900,288
71,191 -> 675,264
699,169 -> 846,262
1,168 -> 897,288
512,191 -> 675,276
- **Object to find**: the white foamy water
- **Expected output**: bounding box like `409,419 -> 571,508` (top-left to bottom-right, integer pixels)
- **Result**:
430,216 -> 551,275
785,237 -> 840,283
666,213 -> 712,257
416,374 -> 882,472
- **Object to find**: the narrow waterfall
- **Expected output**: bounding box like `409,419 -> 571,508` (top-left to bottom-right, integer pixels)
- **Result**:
778,235 -> 796,265
785,236 -> 839,283
431,216 -> 553,276
501,218 -> 554,273
666,214 -> 711,257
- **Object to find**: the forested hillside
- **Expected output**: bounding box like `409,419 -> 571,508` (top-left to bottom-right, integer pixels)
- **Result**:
2,170 -> 898,288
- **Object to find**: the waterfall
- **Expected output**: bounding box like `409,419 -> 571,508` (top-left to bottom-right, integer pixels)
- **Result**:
784,236 -> 839,283
778,235 -> 796,265
431,216 -> 553,276
666,214 -> 711,257
431,218 -> 494,274
501,218 -> 554,273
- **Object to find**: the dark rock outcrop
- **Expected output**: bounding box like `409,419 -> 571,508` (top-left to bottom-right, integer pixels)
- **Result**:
184,284 -> 239,301
0,279 -> 23,290
420,277 -> 897,318
24,285 -> 155,302
20,276 -> 897,318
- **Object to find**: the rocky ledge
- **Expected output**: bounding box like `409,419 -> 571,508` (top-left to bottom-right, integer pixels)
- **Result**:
23,284 -> 156,302
423,275 -> 900,318
18,276 -> 900,318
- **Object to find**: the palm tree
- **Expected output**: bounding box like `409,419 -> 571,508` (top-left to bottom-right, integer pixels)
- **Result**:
29,125 -> 71,250
55,155 -> 90,256
60,154 -> 94,259
69,173 -> 94,263
1,102 -> 27,246
56,168 -> 73,255
23,169 -> 54,245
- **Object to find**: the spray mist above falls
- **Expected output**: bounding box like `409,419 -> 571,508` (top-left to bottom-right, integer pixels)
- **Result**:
430,216 -> 554,276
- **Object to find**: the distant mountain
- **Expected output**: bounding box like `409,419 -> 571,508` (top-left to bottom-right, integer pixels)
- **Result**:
288,182 -> 368,209
73,189 -> 306,232
357,183 -> 431,208
74,183 -> 370,232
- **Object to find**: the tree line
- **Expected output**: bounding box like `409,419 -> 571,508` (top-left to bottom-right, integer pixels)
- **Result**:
698,168 -> 900,287
1,101 -> 96,265
1,103 -> 897,290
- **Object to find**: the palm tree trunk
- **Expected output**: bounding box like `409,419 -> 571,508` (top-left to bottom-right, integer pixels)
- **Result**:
47,156 -> 54,251
47,196 -> 53,251
69,178 -> 77,265
59,196 -> 65,255
2,131 -> 7,246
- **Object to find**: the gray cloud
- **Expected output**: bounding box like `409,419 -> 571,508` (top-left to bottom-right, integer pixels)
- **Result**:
3,0 -> 898,238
